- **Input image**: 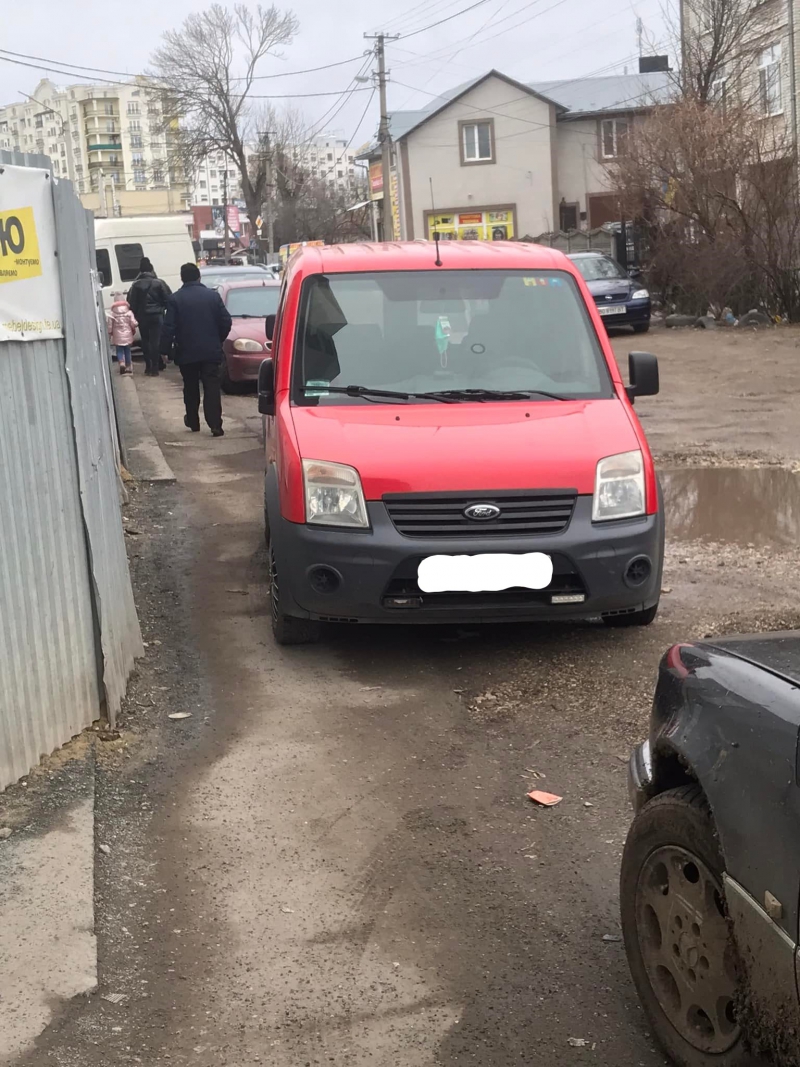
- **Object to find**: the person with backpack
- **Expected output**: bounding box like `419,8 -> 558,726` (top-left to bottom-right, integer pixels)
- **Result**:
126,258 -> 171,377
107,293 -> 137,375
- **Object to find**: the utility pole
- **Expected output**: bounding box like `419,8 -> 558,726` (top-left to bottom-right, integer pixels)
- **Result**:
222,165 -> 230,260
264,130 -> 275,255
364,32 -> 399,241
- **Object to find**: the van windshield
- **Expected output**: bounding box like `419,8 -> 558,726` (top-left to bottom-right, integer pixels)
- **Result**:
293,270 -> 613,405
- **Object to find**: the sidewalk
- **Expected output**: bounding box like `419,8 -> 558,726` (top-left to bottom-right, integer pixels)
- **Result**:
0,742 -> 97,1063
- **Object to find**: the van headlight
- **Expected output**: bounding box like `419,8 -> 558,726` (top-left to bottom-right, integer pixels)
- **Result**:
631,288 -> 649,300
303,460 -> 369,528
592,450 -> 645,521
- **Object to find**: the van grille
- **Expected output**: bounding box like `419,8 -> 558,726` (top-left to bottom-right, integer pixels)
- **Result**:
383,490 -> 577,538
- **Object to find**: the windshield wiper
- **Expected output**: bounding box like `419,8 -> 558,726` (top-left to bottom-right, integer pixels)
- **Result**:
420,388 -> 569,402
301,385 -> 458,404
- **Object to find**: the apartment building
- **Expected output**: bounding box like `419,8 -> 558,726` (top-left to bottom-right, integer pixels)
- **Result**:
190,150 -> 243,206
0,77 -> 189,214
292,134 -> 360,190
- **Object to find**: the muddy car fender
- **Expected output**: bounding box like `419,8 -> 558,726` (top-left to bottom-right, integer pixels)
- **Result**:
639,643 -> 800,1065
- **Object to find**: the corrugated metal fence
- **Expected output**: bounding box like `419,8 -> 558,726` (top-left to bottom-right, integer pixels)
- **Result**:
0,152 -> 142,790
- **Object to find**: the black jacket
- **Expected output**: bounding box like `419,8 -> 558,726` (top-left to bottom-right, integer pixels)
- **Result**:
160,281 -> 232,365
127,272 -> 172,319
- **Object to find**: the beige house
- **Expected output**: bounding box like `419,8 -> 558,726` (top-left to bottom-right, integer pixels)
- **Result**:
368,68 -> 672,242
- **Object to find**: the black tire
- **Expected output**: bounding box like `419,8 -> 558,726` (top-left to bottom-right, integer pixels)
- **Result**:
621,786 -> 755,1067
604,603 -> 658,627
268,542 -> 320,646
633,323 -> 651,334
220,358 -> 243,395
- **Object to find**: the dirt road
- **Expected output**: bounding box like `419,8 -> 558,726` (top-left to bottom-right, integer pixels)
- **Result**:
18,330 -> 800,1066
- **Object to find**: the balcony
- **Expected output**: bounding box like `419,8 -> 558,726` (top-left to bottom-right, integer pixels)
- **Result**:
87,150 -> 122,167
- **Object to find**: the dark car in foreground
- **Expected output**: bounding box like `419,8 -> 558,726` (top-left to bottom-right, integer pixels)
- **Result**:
218,278 -> 280,392
624,632 -> 800,1067
568,251 -> 650,333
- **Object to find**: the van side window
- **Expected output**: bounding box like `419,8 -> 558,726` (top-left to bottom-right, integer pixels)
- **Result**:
96,249 -> 112,288
115,243 -> 145,281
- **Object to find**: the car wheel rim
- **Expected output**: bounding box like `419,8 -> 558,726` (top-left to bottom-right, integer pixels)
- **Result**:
269,546 -> 279,625
636,845 -> 740,1054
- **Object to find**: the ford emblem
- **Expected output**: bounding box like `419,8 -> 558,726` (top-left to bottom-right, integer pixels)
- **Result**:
464,503 -> 501,521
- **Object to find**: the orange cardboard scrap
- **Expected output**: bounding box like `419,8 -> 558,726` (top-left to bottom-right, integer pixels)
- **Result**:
527,789 -> 563,807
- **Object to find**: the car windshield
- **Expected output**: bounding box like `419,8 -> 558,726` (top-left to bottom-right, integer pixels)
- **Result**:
293,269 -> 612,404
225,286 -> 280,317
571,256 -> 627,282
202,270 -> 266,287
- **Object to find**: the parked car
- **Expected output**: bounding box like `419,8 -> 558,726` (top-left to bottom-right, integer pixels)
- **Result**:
623,632 -> 800,1067
218,278 -> 280,392
568,251 -> 651,334
257,240 -> 662,644
200,264 -> 271,289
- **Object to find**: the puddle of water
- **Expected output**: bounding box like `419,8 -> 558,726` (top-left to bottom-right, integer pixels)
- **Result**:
661,468 -> 800,548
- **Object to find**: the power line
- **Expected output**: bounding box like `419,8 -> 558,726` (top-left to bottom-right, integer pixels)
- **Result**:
398,0 -> 495,40
0,47 -> 367,85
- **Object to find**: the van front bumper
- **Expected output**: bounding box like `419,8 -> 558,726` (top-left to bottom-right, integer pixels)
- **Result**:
271,496 -> 664,625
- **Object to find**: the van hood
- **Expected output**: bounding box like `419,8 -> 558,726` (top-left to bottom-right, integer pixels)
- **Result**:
289,398 -> 639,498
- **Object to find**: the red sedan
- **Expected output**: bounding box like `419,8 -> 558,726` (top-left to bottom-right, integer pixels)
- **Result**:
218,279 -> 281,392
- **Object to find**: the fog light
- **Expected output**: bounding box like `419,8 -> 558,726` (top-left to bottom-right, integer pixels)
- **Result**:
624,556 -> 652,587
308,565 -> 341,594
551,593 -> 586,604
383,596 -> 423,609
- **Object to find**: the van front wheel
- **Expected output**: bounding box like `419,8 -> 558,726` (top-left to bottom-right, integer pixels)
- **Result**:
269,543 -> 320,646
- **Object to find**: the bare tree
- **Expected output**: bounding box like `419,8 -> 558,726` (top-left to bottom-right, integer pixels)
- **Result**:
678,0 -> 773,104
149,3 -> 298,236
613,95 -> 800,317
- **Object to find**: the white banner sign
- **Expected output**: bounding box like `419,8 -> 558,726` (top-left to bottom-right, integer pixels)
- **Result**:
0,164 -> 63,342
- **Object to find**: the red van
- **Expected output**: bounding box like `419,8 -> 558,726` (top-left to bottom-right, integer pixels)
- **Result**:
258,242 -> 662,644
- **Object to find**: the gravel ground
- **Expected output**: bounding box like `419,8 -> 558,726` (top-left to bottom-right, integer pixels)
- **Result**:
9,330 -> 800,1066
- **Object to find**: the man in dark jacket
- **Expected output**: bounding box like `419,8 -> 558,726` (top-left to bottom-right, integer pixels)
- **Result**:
127,257 -> 171,376
160,263 -> 232,437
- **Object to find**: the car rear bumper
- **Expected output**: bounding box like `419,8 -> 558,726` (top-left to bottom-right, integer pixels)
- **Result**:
271,496 -> 664,625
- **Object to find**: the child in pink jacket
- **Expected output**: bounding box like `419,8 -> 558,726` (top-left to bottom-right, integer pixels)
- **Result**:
107,294 -> 138,374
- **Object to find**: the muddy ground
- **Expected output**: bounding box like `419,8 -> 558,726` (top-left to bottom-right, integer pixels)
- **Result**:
8,326 -> 800,1066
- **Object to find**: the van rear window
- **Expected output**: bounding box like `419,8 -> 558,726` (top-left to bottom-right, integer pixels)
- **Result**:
293,270 -> 613,404
115,243 -> 145,282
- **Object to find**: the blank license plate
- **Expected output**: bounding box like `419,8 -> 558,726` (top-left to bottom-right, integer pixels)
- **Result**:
418,553 -> 553,593
598,305 -> 626,317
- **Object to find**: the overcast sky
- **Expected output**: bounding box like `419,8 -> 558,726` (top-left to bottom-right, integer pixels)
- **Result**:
0,0 -> 675,146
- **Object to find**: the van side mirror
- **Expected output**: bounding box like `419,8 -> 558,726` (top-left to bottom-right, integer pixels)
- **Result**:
257,357 -> 275,416
265,314 -> 276,342
626,352 -> 659,403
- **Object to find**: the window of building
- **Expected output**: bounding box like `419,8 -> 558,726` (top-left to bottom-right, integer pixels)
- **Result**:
337,170 -> 343,178
127,102 -> 140,115
134,168 -> 146,185
212,197 -> 219,205
105,103 -> 114,116
460,120 -> 494,164
759,44 -> 782,115
600,118 -> 628,159
200,195 -> 208,203
129,120 -> 141,132
132,152 -> 143,164
200,180 -> 207,188
710,65 -> 727,109
228,169 -> 236,179
106,121 -> 116,133
130,134 -> 142,148
209,169 -> 216,177
153,168 -> 164,184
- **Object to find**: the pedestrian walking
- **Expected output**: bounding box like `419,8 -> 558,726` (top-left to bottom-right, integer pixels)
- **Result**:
126,257 -> 171,377
107,294 -> 137,375
160,263 -> 232,437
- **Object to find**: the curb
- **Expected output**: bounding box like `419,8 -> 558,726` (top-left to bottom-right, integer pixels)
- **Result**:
111,369 -> 176,483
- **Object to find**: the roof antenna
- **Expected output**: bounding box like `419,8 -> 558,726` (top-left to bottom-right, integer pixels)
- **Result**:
429,177 -> 442,267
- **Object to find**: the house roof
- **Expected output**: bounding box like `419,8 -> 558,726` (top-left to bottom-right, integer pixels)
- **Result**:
366,69 -> 674,154
529,71 -> 674,116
